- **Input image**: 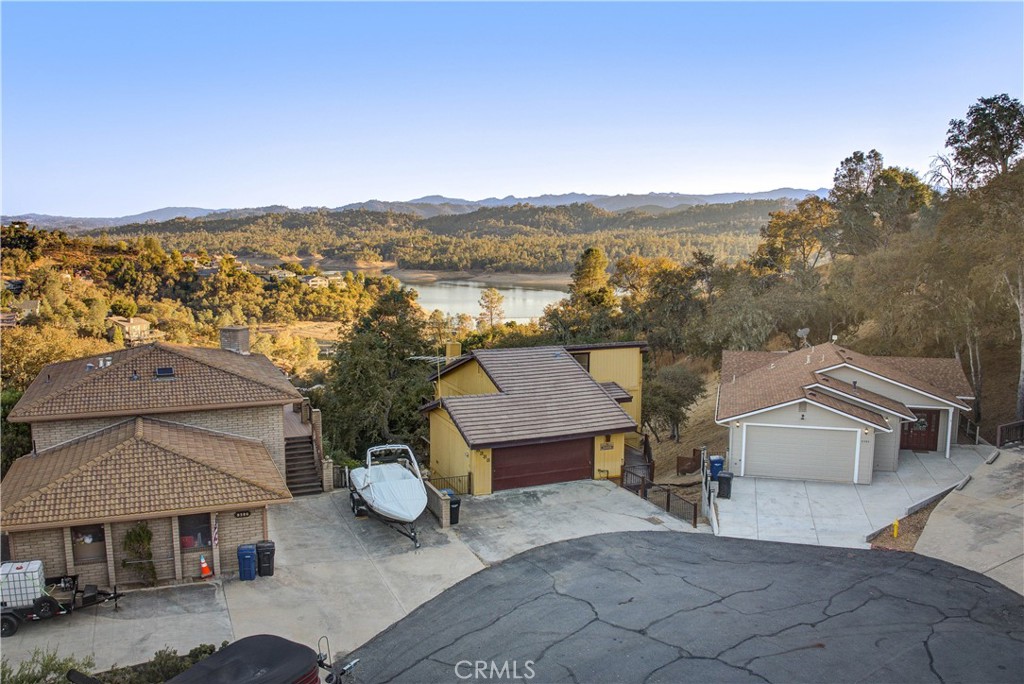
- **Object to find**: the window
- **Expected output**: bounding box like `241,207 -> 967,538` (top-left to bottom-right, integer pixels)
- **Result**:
71,525 -> 106,564
179,514 -> 211,550
571,352 -> 590,373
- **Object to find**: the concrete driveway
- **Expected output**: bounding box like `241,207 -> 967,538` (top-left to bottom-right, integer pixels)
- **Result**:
347,531 -> 1024,684
915,446 -> 1024,595
716,446 -> 988,548
1,480 -> 697,671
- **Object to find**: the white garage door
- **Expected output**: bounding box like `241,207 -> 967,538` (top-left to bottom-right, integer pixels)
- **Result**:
744,426 -> 857,483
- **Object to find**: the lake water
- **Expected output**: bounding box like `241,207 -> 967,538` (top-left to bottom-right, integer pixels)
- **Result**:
396,279 -> 566,323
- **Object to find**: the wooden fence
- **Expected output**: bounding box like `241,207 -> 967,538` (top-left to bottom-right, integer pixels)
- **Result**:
996,420 -> 1024,448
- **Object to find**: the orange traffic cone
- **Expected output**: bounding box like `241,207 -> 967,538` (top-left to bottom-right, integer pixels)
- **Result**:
199,554 -> 213,579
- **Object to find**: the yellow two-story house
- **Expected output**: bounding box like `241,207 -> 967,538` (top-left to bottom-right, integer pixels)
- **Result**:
423,342 -> 646,495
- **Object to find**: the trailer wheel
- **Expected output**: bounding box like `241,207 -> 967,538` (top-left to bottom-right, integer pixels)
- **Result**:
33,596 -> 60,619
1,615 -> 19,637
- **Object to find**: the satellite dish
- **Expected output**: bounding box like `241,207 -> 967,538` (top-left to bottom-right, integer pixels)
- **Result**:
796,328 -> 810,339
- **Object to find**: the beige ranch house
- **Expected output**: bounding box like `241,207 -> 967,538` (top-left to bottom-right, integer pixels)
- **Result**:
715,343 -> 974,484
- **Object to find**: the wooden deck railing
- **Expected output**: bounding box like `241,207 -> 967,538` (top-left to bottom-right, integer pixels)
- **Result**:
996,420 -> 1024,448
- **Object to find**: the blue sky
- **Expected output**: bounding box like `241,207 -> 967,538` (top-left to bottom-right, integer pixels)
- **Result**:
2,2 -> 1022,216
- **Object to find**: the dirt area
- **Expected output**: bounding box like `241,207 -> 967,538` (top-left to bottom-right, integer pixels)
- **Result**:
978,342 -> 1020,443
868,500 -> 940,552
650,371 -> 728,482
256,320 -> 346,342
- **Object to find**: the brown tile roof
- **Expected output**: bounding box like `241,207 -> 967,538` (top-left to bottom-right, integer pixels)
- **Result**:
599,382 -> 632,403
824,346 -> 971,408
9,342 -> 301,422
0,418 -> 290,530
437,346 -> 636,449
717,343 -> 971,426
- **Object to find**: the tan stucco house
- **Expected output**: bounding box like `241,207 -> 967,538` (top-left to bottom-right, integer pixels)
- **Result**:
1,332 -> 330,587
424,342 -> 644,495
715,343 -> 974,484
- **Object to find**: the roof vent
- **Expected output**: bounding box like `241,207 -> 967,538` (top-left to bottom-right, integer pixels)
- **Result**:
131,369 -> 140,381
155,367 -> 175,378
769,363 -> 775,370
852,380 -> 858,390
85,362 -> 95,372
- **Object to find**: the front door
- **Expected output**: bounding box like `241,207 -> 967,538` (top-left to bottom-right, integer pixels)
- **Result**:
901,409 -> 940,451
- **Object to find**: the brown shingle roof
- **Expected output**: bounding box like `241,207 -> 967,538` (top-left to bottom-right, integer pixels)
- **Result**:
0,418 -> 291,530
9,342 -> 300,422
874,356 -> 975,399
802,388 -> 889,431
717,343 -> 972,425
720,350 -> 789,381
811,373 -> 916,420
437,346 -> 636,449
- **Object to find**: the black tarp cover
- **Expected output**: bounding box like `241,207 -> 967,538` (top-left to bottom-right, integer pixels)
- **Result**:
167,634 -> 318,684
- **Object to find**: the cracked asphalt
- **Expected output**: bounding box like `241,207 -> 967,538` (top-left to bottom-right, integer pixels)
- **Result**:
347,531 -> 1024,683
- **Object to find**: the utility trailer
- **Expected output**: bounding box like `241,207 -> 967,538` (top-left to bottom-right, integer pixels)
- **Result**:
0,561 -> 123,637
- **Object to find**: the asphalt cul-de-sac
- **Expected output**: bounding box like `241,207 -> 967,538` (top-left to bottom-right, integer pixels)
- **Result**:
347,531 -> 1024,684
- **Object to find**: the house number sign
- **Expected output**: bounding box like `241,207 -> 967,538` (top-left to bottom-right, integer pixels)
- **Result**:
234,511 -> 252,518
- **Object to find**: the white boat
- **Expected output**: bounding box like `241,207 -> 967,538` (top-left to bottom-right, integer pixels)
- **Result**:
348,444 -> 428,546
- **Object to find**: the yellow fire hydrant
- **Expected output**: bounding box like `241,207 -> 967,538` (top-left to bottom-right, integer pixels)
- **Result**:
892,519 -> 900,538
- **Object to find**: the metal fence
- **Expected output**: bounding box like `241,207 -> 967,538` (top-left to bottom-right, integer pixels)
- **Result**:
617,465 -> 698,528
428,473 -> 473,496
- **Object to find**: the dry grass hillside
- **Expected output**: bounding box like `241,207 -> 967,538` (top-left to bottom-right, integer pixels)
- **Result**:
649,371 -> 727,482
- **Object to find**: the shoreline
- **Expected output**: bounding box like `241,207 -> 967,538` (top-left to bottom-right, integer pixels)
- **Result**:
386,268 -> 572,290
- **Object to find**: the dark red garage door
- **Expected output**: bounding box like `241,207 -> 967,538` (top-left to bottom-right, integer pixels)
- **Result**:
492,438 -> 594,491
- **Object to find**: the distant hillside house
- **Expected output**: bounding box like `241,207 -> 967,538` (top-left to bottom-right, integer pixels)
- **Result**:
106,315 -> 164,346
715,343 -> 974,484
0,333 -> 331,588
424,342 -> 645,495
266,268 -> 297,280
12,299 -> 41,318
300,275 -> 329,288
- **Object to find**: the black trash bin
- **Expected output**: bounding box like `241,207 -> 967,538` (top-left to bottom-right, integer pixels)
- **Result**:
717,472 -> 734,500
255,540 -> 275,577
441,488 -> 461,525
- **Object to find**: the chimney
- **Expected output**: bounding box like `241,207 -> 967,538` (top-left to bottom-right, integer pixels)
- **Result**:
219,326 -> 251,355
444,341 -> 462,364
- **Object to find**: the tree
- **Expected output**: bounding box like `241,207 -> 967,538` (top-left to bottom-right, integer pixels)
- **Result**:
933,164 -> 1024,420
1,389 -> 32,477
477,288 -> 505,329
543,248 -> 619,343
320,289 -> 433,457
0,325 -> 118,391
642,363 -> 706,442
946,94 -> 1024,188
828,150 -> 932,255
109,295 -> 138,319
751,195 -> 836,283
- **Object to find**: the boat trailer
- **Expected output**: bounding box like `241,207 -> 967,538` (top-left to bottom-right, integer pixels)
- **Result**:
349,490 -> 421,548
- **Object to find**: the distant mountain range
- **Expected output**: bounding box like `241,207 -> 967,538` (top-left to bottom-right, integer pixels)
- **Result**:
3,188 -> 827,231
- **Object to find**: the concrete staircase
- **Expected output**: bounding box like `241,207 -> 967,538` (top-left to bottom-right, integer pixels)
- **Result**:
285,435 -> 323,496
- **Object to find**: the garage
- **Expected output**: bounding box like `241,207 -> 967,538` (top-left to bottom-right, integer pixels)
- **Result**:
492,438 -> 594,491
743,425 -> 858,483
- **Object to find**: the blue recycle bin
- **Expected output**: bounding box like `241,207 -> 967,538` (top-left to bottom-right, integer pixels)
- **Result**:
709,456 -> 725,480
238,544 -> 257,581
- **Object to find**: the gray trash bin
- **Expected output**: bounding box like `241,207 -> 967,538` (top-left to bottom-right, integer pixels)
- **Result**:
717,472 -> 734,500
